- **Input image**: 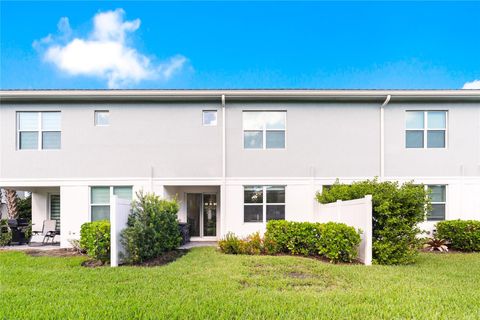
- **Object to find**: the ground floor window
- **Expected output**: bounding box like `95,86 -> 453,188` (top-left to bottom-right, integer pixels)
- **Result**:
90,186 -> 133,221
244,185 -> 285,223
427,185 -> 446,221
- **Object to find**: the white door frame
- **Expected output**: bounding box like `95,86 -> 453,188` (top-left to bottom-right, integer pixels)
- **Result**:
187,192 -> 218,241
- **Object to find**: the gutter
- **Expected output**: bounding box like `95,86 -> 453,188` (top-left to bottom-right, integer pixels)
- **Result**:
380,95 -> 391,180
1,89 -> 479,103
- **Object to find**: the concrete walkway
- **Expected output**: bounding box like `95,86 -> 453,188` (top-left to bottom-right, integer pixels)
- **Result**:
179,241 -> 217,249
1,242 -> 60,251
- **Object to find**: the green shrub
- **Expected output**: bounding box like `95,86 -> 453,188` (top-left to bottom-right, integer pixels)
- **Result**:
436,220 -> 480,252
316,179 -> 430,265
265,220 -> 361,262
265,220 -> 320,255
120,191 -> 181,264
0,219 -> 12,246
317,222 -> 361,263
218,232 -> 243,254
80,220 -> 110,263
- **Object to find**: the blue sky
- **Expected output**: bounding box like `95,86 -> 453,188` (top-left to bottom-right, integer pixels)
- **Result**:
1,1 -> 479,89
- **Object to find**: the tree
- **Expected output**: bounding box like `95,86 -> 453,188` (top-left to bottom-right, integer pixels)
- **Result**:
5,189 -> 19,219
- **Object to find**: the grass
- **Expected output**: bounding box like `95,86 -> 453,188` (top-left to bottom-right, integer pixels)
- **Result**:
1,248 -> 479,319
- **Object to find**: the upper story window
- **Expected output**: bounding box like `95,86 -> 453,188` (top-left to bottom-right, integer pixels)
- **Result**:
243,111 -> 286,149
17,111 -> 61,150
244,185 -> 285,222
94,110 -> 110,126
202,110 -> 217,126
427,185 -> 446,221
406,111 -> 447,148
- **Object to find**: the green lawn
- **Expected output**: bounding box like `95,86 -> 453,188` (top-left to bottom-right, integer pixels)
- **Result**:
1,248 -> 479,319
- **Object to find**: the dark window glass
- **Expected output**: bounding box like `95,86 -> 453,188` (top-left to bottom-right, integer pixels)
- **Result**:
266,186 -> 285,203
244,205 -> 263,222
266,205 -> 285,221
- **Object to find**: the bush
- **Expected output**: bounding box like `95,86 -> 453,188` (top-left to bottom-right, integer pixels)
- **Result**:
265,220 -> 320,256
264,220 -> 360,263
317,179 -> 430,265
436,220 -> 480,252
317,222 -> 361,262
0,219 -> 12,246
120,191 -> 181,264
219,221 -> 361,263
80,220 -> 110,263
218,232 -> 243,254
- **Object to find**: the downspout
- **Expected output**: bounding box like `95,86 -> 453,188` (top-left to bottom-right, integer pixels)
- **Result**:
380,95 -> 391,181
221,94 -> 226,237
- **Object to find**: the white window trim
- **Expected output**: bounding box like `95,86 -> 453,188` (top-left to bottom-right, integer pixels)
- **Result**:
89,186 -> 133,221
425,184 -> 447,221
242,111 -> 287,150
243,185 -> 286,223
16,111 -> 62,151
94,110 -> 110,127
202,110 -> 218,126
405,110 -> 448,149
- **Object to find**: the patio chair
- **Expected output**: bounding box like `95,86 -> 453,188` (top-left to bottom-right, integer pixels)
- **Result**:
33,220 -> 58,244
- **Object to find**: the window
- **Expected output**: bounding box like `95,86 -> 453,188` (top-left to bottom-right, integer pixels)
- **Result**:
17,112 -> 61,150
202,110 -> 217,126
427,185 -> 446,221
406,111 -> 447,148
94,110 -> 110,126
90,186 -> 133,221
244,186 -> 285,222
243,111 -> 286,149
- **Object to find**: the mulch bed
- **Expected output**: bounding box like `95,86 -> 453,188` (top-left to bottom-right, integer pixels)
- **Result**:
132,249 -> 189,267
81,249 -> 189,268
25,249 -> 83,257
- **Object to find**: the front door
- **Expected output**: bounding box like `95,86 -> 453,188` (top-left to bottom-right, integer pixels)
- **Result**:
186,193 -> 217,238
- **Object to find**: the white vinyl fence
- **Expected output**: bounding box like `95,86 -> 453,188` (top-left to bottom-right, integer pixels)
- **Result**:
315,195 -> 373,265
110,196 -> 131,267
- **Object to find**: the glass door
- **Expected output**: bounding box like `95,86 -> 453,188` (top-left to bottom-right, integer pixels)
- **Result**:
186,194 -> 201,237
187,193 -> 217,238
203,194 -> 217,237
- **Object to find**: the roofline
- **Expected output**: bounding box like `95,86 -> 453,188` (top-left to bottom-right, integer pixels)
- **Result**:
1,89 -> 479,103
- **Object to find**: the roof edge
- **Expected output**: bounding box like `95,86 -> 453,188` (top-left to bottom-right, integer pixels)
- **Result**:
1,89 -> 479,103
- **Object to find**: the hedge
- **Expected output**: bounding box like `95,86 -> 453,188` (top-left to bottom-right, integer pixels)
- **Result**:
317,179 -> 430,265
80,220 -> 110,263
436,220 -> 480,252
219,221 -> 361,263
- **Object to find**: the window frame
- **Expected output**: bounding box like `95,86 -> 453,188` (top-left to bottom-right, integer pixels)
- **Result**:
243,185 -> 286,223
89,186 -> 133,221
426,184 -> 447,221
94,110 -> 110,126
16,111 -> 62,150
202,110 -> 218,126
242,111 -> 287,150
405,110 -> 448,149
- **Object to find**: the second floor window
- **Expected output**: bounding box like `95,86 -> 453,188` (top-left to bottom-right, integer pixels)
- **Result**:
243,111 -> 286,149
94,110 -> 110,126
17,111 -> 61,150
406,111 -> 447,149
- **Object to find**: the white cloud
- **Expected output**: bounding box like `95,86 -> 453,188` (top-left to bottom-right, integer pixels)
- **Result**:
463,80 -> 480,89
35,9 -> 187,88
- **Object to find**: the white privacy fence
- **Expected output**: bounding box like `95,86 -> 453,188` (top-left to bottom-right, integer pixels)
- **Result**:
110,196 -> 131,267
314,195 -> 373,265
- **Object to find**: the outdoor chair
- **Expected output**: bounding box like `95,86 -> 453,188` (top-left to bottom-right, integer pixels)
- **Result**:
33,220 -> 58,244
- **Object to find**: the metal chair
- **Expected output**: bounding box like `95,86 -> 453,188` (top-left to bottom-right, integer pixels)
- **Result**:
33,220 -> 58,244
